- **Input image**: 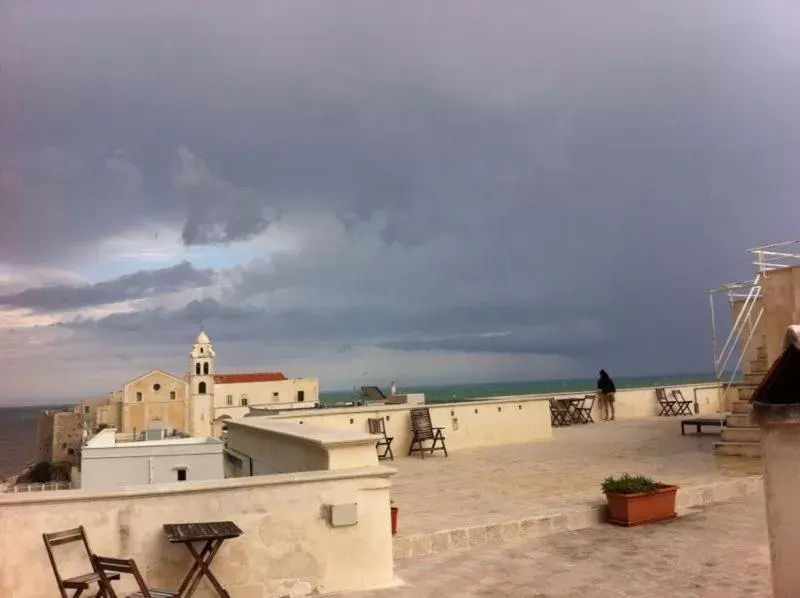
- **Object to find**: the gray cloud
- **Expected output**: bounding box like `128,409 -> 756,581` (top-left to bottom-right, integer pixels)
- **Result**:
2,1 -> 800,400
0,261 -> 214,312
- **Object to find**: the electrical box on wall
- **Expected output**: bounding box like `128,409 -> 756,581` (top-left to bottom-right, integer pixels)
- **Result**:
329,503 -> 358,527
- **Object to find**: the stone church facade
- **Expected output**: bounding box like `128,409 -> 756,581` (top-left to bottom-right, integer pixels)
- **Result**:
94,329 -> 319,438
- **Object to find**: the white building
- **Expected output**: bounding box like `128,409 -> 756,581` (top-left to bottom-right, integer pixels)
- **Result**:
78,428 -> 224,490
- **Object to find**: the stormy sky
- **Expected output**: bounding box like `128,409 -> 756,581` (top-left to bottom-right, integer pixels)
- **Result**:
1,1 -> 799,403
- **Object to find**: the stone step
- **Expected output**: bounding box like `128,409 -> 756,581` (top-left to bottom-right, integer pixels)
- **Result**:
743,372 -> 765,385
726,413 -> 753,428
732,400 -> 752,414
737,386 -> 756,402
748,357 -> 768,373
713,441 -> 762,458
721,427 -> 761,443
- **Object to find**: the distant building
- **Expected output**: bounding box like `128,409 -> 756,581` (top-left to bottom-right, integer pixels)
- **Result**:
74,397 -> 111,433
36,410 -> 83,465
78,427 -> 223,490
91,329 -> 320,439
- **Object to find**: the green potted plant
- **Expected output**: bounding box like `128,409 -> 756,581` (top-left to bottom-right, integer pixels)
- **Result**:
602,473 -> 678,527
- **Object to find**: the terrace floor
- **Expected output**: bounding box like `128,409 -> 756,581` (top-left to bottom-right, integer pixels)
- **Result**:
390,417 -> 762,536
336,492 -> 771,597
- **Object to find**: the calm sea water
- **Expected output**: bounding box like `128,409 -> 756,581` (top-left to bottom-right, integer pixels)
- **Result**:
0,373 -> 715,478
320,373 -> 717,405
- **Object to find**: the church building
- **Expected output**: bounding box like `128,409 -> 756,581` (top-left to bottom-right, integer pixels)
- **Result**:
94,329 -> 319,438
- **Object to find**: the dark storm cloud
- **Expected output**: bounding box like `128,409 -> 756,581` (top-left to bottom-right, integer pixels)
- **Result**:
0,262 -> 214,312
62,298 -> 607,356
2,0 -> 800,400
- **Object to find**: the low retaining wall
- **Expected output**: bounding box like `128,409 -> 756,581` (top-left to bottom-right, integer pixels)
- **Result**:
265,382 -> 724,454
0,467 -> 396,597
267,397 -> 554,454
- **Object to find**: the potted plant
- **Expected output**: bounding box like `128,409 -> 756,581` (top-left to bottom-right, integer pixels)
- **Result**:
602,473 -> 678,527
390,500 -> 399,535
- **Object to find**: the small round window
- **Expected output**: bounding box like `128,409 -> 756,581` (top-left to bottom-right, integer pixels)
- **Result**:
153,383 -> 161,391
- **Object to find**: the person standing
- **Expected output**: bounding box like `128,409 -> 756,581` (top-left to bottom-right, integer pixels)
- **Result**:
597,369 -> 616,421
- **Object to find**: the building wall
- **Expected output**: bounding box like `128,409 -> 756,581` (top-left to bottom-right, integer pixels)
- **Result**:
36,411 -> 83,465
267,396 -> 554,454
225,419 -> 378,476
35,411 -> 55,463
73,398 -> 109,433
213,377 -> 319,409
80,431 -> 224,490
120,371 -> 189,435
760,265 -> 800,366
0,468 -> 395,597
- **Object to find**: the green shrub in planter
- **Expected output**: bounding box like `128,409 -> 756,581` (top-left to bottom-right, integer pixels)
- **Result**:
601,473 -> 661,495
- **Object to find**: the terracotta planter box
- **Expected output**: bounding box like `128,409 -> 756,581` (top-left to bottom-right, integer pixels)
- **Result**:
605,485 -> 678,527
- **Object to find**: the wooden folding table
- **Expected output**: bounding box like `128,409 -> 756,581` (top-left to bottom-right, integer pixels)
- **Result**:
163,521 -> 243,598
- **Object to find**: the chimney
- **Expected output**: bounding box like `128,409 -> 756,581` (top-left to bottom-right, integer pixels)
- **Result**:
751,324 -> 800,597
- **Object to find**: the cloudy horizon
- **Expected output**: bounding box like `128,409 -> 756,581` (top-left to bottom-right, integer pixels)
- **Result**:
2,1 -> 799,404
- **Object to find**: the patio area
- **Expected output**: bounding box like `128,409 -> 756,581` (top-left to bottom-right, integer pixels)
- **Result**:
337,492 -> 771,598
391,417 -> 762,538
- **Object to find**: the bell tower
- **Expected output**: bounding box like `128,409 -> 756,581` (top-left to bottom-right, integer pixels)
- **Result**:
188,327 -> 215,437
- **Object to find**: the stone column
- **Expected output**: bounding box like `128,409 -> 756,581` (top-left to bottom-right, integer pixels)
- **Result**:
752,324 -> 800,598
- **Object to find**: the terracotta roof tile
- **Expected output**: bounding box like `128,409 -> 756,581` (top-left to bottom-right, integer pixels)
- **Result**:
212,372 -> 287,384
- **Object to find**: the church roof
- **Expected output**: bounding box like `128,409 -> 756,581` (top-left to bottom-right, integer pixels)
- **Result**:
213,372 -> 287,384
195,329 -> 211,344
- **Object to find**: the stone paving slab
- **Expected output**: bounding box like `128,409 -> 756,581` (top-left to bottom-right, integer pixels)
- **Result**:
335,493 -> 772,598
391,417 -> 762,540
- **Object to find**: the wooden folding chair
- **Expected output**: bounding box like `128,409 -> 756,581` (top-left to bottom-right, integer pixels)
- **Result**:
408,408 -> 447,459
671,389 -> 694,416
91,554 -> 178,598
368,417 -> 394,460
549,399 -> 571,426
655,387 -> 677,416
577,394 -> 596,423
43,526 -> 120,598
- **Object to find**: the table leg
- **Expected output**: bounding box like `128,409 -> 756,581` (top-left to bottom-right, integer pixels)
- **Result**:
185,541 -> 229,598
178,540 -> 224,598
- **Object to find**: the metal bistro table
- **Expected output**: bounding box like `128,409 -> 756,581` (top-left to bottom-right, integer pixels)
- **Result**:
163,521 -> 243,598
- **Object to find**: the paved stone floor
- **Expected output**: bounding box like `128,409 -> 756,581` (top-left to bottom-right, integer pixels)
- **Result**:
391,417 -> 762,536
337,493 -> 772,597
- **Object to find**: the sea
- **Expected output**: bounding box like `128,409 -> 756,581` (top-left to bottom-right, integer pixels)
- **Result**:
0,373 -> 715,479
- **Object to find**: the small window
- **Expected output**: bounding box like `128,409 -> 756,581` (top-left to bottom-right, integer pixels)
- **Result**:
176,469 -> 187,482
195,363 -> 201,375
203,362 -> 209,375
198,381 -> 207,394
153,383 -> 161,391
241,397 -> 248,407
170,391 -> 176,400
84,406 -> 90,413
298,390 -> 305,402
272,392 -> 280,402
200,347 -> 204,354
136,392 -> 142,402
226,394 -> 233,406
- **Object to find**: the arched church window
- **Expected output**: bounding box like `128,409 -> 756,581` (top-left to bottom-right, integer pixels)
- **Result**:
199,381 -> 207,394
200,347 -> 204,354
195,363 -> 201,375
203,362 -> 209,375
